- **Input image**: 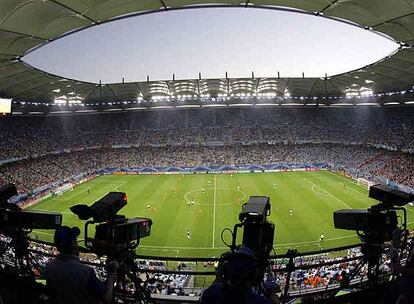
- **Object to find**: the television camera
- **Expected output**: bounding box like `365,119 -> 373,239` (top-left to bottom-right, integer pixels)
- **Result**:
232,196 -> 275,259
0,183 -> 62,265
70,191 -> 152,258
333,184 -> 414,283
0,184 -> 62,235
0,184 -> 62,304
219,196 -> 275,294
71,192 -> 153,303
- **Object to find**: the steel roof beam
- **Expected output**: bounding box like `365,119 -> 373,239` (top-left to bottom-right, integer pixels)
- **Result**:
14,80 -> 58,98
0,29 -> 47,41
106,84 -> 118,98
48,0 -> 97,24
134,82 -> 145,98
0,75 -> 51,91
306,79 -> 320,99
0,69 -> 33,82
372,11 -> 414,28
159,0 -> 168,10
320,0 -> 339,14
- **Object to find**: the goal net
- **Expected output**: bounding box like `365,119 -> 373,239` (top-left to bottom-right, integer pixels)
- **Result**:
55,183 -> 73,196
357,178 -> 375,190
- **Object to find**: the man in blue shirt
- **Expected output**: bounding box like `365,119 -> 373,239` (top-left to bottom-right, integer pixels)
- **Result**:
46,226 -> 118,304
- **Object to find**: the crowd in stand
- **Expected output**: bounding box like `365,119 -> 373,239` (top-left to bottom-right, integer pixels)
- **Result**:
1,107 -> 414,160
1,143 -> 413,194
283,249 -> 370,291
1,107 -> 414,193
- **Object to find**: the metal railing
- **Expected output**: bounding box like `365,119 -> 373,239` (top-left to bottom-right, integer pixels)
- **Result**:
1,235 -> 382,303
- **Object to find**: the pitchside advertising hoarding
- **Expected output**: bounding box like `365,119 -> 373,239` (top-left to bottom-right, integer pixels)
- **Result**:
0,98 -> 12,114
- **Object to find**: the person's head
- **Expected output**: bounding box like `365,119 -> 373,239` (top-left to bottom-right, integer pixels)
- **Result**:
220,246 -> 258,290
54,226 -> 80,255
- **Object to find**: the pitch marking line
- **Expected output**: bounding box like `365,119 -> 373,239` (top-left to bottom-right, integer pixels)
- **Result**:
329,172 -> 414,215
311,185 -> 330,197
31,181 -> 126,209
34,210 -> 75,216
212,175 -> 217,248
137,235 -> 356,250
304,177 -> 353,209
184,188 -> 247,206
61,188 -> 91,201
31,231 -> 54,236
140,245 -> 228,250
112,181 -> 127,191
142,248 -> 181,253
344,184 -> 367,195
327,171 -> 367,195
31,232 -> 357,249
62,180 -> 126,201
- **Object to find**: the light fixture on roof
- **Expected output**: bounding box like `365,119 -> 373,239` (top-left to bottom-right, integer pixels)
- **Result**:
54,96 -> 67,105
345,84 -> 373,98
284,89 -> 291,98
360,88 -> 373,97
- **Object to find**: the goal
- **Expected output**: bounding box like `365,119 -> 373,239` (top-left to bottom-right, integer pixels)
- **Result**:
357,178 -> 375,190
55,183 -> 73,195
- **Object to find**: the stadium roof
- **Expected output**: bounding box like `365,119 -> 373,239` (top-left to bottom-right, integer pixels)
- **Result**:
1,0 -> 414,106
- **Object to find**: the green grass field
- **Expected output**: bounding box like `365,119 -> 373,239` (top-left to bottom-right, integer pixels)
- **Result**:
28,171 -> 414,258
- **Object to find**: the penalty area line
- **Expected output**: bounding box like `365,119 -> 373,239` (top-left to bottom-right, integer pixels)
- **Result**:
303,177 -> 353,209
327,171 -> 367,195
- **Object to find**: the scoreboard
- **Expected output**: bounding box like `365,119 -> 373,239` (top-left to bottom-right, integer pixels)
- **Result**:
0,98 -> 12,114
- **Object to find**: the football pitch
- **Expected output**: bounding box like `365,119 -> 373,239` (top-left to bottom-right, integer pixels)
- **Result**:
28,171 -> 414,258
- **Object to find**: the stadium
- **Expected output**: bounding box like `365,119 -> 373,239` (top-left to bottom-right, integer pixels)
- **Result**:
1,1 -> 414,304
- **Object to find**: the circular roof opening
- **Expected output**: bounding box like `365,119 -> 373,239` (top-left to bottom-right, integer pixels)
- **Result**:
23,7 -> 398,84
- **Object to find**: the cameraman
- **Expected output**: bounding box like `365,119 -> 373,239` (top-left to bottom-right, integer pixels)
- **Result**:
46,226 -> 119,304
393,246 -> 414,304
200,246 -> 277,304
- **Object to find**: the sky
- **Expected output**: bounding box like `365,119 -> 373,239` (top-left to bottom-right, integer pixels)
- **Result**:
23,7 -> 398,84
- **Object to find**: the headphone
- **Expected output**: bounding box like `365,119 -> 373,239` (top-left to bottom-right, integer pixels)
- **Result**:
219,246 -> 260,289
54,226 -> 80,253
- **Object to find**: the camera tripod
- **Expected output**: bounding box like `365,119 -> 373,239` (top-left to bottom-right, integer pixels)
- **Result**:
9,230 -> 45,277
355,242 -> 389,285
0,229 -> 46,304
109,247 -> 153,304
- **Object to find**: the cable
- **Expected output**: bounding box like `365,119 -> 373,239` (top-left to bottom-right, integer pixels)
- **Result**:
220,227 -> 233,248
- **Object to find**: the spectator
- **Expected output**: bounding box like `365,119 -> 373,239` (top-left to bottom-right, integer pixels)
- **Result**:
46,226 -> 119,304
